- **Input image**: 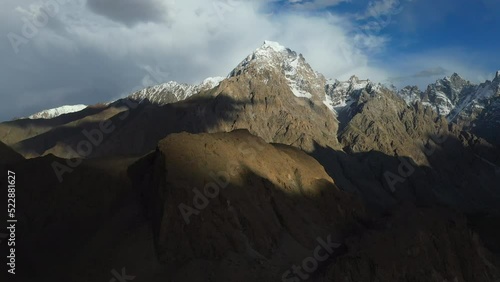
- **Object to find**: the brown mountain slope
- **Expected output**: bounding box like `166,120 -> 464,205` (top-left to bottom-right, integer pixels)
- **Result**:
9,70 -> 340,159
10,103 -> 129,158
339,88 -> 447,165
324,86 -> 500,215
128,130 -> 499,281
129,129 -> 362,278
0,104 -> 110,146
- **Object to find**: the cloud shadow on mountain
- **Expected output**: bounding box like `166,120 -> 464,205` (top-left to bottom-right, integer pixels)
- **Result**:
310,133 -> 500,215
310,133 -> 500,260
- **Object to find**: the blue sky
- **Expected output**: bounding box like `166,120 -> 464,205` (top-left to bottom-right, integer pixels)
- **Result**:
372,0 -> 499,76
269,0 -> 500,84
0,0 -> 498,120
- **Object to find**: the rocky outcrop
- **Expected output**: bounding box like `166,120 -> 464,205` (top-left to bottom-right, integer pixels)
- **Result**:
129,130 -> 362,272
339,86 -> 447,165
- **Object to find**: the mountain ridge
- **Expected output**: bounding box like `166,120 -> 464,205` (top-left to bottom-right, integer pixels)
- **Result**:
17,42 -> 500,134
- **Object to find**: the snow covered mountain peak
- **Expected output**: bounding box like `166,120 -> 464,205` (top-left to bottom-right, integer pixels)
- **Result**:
324,75 -> 381,114
229,41 -> 326,99
347,75 -> 371,88
261,40 -> 287,53
450,72 -> 463,79
231,40 -> 301,72
128,77 -> 225,105
397,71 -> 500,125
439,73 -> 467,86
200,76 -> 225,89
27,104 -> 88,120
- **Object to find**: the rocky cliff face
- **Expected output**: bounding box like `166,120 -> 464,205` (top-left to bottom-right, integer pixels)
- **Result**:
324,75 -> 379,113
423,73 -> 475,116
329,83 -> 500,216
339,85 -> 447,165
397,72 -> 500,145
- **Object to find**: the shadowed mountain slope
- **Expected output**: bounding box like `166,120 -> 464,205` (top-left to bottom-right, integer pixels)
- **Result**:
0,141 -> 24,165
0,130 -> 498,282
127,130 -> 499,281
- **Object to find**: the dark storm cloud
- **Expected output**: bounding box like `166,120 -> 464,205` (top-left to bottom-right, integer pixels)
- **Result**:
388,67 -> 448,82
86,0 -> 170,26
0,39 -> 145,120
413,67 -> 447,78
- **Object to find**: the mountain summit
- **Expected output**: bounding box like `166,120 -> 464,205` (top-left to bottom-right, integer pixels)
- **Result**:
229,40 -> 327,100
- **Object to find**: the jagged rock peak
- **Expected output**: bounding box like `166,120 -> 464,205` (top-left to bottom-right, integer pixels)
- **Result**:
323,75 -> 384,114
128,77 -> 225,105
229,40 -> 308,76
441,72 -> 468,85
229,41 -> 326,99
348,75 -> 363,82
